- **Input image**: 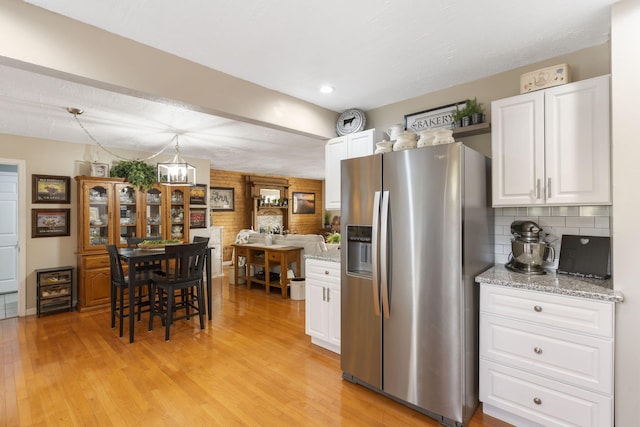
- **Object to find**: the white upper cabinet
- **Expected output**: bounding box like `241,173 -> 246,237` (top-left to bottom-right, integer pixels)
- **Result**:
325,129 -> 374,210
324,136 -> 347,210
492,75 -> 611,206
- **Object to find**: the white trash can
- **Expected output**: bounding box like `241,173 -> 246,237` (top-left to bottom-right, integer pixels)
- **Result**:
290,278 -> 305,300
228,265 -> 246,285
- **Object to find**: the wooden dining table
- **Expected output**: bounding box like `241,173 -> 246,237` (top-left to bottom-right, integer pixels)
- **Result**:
118,245 -> 213,343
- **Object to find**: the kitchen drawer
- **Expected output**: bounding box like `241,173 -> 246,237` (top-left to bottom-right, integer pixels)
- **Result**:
481,314 -> 613,394
480,360 -> 612,427
39,296 -> 72,314
481,284 -> 613,338
39,270 -> 72,285
267,252 -> 282,262
306,260 -> 340,283
83,254 -> 110,270
40,284 -> 71,298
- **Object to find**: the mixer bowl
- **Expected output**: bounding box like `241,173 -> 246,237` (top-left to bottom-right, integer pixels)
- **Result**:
510,240 -> 555,269
512,241 -> 548,266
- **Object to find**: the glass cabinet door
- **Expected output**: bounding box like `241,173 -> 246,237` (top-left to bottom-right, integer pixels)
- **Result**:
145,187 -> 163,238
116,184 -> 138,246
86,184 -> 112,249
169,188 -> 186,241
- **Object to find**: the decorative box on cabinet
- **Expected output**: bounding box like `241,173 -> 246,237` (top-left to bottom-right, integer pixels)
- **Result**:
325,128 -> 375,210
36,266 -> 73,317
491,75 -> 610,206
305,258 -> 341,353
479,284 -> 615,427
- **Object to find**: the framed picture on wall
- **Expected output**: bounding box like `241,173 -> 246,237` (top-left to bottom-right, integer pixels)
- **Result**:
189,184 -> 207,205
210,187 -> 235,211
32,208 -> 71,237
32,174 -> 71,204
189,208 -> 207,228
292,192 -> 316,214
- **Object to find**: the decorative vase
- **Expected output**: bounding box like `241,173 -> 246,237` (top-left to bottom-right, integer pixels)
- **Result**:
471,113 -> 484,125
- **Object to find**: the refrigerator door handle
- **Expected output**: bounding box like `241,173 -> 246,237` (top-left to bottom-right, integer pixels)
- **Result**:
380,190 -> 390,319
371,191 -> 382,317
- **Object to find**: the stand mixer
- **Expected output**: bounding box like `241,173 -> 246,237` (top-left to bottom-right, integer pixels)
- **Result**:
505,220 -> 555,275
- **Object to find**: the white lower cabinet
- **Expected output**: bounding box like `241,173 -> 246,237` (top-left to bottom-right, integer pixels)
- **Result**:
479,284 -> 614,427
305,258 -> 341,354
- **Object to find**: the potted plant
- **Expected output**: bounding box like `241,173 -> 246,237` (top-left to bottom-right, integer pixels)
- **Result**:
326,232 -> 340,250
110,160 -> 157,190
324,211 -> 332,229
466,97 -> 485,125
451,102 -> 467,128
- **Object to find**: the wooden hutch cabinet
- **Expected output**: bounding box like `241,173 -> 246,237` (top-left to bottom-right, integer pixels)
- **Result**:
247,176 -> 291,234
75,176 -> 191,310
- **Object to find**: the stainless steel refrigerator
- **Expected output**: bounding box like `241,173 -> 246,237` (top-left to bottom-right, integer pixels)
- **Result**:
340,142 -> 493,427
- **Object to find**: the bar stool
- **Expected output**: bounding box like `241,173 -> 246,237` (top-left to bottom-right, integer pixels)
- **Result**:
107,245 -> 155,337
148,242 -> 208,341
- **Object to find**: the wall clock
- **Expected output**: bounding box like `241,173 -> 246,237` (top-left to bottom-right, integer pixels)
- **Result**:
336,109 -> 366,136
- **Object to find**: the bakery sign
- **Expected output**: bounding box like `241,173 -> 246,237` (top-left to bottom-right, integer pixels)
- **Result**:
404,101 -> 466,133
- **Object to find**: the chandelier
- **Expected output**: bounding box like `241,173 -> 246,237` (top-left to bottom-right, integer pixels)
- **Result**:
156,136 -> 196,186
66,107 -> 196,186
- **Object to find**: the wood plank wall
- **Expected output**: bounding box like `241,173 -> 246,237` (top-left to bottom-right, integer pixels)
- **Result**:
210,169 -> 325,261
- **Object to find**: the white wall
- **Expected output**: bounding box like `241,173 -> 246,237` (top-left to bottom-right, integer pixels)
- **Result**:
612,1 -> 640,425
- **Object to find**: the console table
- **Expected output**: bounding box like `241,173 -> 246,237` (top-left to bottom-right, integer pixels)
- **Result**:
232,243 -> 303,298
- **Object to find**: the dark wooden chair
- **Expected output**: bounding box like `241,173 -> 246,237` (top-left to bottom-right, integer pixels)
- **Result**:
148,241 -> 208,340
192,235 -> 210,245
107,245 -> 156,337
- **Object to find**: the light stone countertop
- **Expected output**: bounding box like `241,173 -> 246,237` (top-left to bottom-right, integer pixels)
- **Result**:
304,249 -> 341,263
476,264 -> 624,303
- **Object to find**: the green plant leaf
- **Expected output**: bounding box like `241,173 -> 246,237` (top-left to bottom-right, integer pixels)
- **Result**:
110,160 -> 157,190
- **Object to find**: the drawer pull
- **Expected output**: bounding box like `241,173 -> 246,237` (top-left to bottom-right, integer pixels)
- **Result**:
325,270 -> 330,275
533,305 -> 543,312
533,347 -> 543,355
533,397 -> 542,405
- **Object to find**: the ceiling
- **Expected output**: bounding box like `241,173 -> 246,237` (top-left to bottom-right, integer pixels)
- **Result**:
0,0 -> 614,180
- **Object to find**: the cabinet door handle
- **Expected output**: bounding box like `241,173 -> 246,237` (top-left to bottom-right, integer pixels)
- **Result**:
536,179 -> 541,199
533,397 -> 542,405
547,177 -> 551,199
323,287 -> 326,302
327,288 -> 331,302
534,347 -> 543,355
533,305 -> 543,312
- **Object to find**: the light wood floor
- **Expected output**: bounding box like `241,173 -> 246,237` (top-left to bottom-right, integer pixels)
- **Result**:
0,273 -> 511,426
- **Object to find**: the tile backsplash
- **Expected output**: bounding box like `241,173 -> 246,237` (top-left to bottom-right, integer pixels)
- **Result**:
493,206 -> 611,270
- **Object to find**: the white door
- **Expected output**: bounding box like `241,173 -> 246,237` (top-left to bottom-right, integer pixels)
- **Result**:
305,279 -> 328,340
545,75 -> 611,205
327,286 -> 341,351
491,91 -> 545,206
324,137 -> 347,210
0,170 -> 19,293
347,128 -> 375,159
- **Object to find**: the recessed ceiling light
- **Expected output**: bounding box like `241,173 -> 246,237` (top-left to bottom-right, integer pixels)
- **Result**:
320,85 -> 334,94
